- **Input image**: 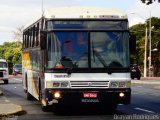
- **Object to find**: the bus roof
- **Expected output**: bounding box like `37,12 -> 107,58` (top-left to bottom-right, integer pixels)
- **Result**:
24,7 -> 127,30
44,7 -> 127,19
0,59 -> 7,62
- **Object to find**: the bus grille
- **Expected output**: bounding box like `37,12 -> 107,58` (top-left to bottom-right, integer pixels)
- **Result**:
70,81 -> 109,88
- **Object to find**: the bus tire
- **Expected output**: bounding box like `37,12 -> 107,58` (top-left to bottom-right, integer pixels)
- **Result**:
41,104 -> 50,112
4,79 -> 8,84
38,78 -> 49,112
40,97 -> 51,112
27,91 -> 34,100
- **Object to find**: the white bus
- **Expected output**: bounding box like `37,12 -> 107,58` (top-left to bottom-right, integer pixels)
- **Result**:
0,59 -> 9,84
22,7 -> 135,112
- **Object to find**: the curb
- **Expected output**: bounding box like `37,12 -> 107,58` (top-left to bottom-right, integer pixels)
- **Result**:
131,80 -> 160,84
0,104 -> 25,117
153,86 -> 160,90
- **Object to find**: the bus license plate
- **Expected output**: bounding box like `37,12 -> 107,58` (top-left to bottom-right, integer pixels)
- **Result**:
83,92 -> 97,98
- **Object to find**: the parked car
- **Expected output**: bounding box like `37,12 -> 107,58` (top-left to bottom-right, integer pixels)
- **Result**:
12,64 -> 22,75
0,59 -> 9,84
130,64 -> 141,80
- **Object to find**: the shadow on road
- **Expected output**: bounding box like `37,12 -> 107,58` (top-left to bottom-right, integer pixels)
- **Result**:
51,106 -> 124,116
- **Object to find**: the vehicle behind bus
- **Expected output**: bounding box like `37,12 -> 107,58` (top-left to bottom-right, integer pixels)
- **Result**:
0,59 -> 9,84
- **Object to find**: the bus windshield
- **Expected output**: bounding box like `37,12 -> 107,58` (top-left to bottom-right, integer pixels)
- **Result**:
46,20 -> 129,69
91,32 -> 129,68
0,62 -> 7,68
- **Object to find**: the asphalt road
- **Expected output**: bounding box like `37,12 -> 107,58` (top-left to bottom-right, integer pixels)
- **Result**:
1,77 -> 160,120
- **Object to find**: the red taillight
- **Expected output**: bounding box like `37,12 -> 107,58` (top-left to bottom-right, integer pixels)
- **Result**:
54,64 -> 64,69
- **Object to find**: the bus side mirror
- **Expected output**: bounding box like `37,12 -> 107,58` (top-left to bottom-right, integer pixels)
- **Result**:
129,33 -> 136,54
40,31 -> 47,50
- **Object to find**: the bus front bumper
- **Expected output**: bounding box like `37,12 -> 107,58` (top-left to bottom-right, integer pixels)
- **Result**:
44,88 -> 131,106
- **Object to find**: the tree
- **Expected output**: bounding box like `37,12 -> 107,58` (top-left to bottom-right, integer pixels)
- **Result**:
13,26 -> 24,42
140,0 -> 160,5
0,42 -> 22,73
130,17 -> 160,76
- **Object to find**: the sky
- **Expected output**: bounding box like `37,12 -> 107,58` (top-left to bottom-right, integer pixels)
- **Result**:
0,0 -> 160,45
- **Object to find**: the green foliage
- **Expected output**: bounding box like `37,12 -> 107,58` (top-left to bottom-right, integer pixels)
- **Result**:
129,17 -> 160,76
140,0 -> 160,5
0,42 -> 22,67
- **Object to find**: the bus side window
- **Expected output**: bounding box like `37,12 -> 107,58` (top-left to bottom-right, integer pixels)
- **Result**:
23,34 -> 25,48
32,26 -> 35,47
26,30 -> 29,48
31,28 -> 33,47
36,23 -> 40,46
29,29 -> 31,47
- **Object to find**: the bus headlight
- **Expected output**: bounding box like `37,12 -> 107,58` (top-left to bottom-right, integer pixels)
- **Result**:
125,81 -> 131,88
46,81 -> 69,88
53,82 -> 60,87
110,82 -> 118,88
46,82 -> 53,88
61,82 -> 69,87
110,82 -> 130,88
119,82 -> 126,88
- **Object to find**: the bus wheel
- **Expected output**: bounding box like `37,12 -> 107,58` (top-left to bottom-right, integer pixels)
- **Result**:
39,93 -> 51,112
41,100 -> 51,112
27,91 -> 34,100
4,79 -> 8,84
41,104 -> 50,112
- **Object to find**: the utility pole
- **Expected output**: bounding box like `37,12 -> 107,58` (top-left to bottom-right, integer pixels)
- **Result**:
144,25 -> 148,77
42,0 -> 44,16
149,11 -> 152,77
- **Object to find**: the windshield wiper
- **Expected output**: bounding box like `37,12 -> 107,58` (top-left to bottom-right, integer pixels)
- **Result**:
91,40 -> 107,68
92,50 -> 113,74
93,50 -> 108,68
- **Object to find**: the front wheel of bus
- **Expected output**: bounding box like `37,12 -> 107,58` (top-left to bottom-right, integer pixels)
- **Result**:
27,91 -> 34,100
40,97 -> 51,112
39,91 -> 51,112
4,79 -> 8,84
41,104 -> 50,112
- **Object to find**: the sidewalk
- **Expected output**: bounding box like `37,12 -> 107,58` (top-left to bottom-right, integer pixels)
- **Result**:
132,77 -> 160,84
0,90 -> 25,117
141,77 -> 160,80
131,77 -> 160,90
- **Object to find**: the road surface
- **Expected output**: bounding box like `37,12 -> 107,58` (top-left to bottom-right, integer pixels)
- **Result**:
0,77 -> 160,120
